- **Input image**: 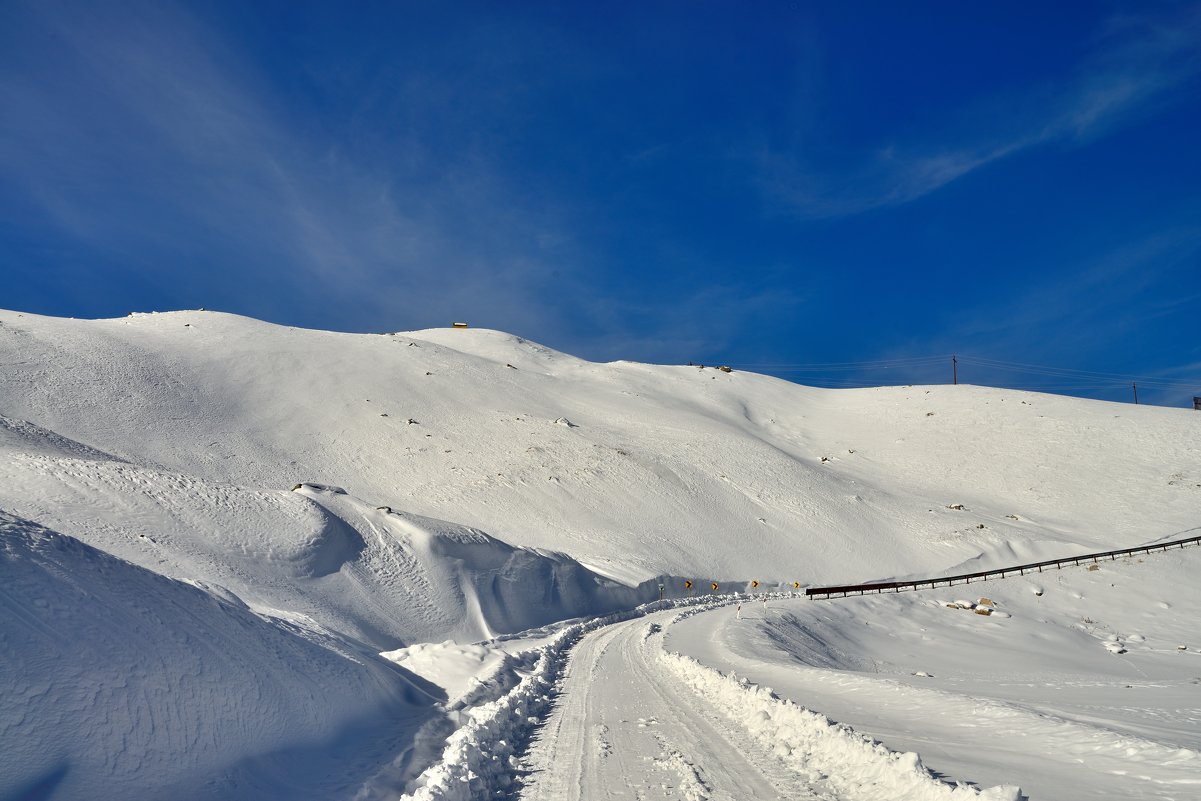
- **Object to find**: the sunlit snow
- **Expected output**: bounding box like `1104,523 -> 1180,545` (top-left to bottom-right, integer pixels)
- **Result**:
2,309 -> 1198,800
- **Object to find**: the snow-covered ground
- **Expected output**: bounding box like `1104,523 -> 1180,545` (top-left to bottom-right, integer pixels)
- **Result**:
2,308 -> 1199,800
667,555 -> 1201,800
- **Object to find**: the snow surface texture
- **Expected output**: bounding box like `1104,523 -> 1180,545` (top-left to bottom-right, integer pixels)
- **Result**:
660,651 -> 1020,800
2,308 -> 1199,800
667,559 -> 1201,801
393,596 -> 1021,801
0,434 -> 650,649
3,309 -> 1198,588
0,513 -> 436,801
512,603 -> 1019,801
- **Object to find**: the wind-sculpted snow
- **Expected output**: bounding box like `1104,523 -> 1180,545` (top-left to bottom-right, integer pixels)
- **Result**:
0,414 -> 122,462
659,650 -> 1022,801
0,513 -> 437,801
0,441 -> 657,649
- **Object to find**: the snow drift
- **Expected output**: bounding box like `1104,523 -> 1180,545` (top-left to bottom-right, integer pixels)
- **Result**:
0,513 -> 436,801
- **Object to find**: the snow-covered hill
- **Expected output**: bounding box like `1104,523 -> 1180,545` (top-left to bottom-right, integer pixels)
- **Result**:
2,308 -> 1198,800
2,309 -> 1196,589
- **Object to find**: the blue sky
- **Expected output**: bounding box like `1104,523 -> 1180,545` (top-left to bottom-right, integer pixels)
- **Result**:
2,1 -> 1199,406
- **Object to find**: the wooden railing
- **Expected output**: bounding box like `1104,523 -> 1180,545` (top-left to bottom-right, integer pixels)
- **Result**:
805,533 -> 1201,599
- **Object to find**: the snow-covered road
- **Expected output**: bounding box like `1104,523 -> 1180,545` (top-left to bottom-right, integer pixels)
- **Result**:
515,606 -> 1019,801
520,609 -> 832,801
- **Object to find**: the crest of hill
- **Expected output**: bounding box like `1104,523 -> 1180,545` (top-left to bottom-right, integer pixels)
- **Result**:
1,308 -> 1197,588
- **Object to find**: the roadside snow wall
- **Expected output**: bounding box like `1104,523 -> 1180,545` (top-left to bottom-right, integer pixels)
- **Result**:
661,650 -> 1021,801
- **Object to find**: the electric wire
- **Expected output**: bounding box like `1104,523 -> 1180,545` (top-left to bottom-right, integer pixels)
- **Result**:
726,353 -> 1199,397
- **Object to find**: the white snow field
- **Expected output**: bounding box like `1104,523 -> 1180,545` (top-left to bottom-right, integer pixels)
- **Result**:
1,308 -> 1199,800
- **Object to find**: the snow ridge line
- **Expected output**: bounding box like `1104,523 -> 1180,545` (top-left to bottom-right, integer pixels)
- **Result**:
659,649 -> 1023,801
399,597 -> 727,800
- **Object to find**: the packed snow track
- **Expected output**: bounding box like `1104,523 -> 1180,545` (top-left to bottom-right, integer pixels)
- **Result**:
513,606 -> 1017,801
521,609 -> 827,801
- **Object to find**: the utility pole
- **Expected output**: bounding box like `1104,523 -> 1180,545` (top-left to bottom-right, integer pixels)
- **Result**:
952,355 -> 957,385
1132,382 -> 1138,405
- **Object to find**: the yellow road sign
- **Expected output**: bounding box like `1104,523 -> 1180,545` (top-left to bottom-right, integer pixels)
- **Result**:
751,580 -> 759,588
684,580 -> 693,589
711,582 -> 719,591
793,581 -> 800,589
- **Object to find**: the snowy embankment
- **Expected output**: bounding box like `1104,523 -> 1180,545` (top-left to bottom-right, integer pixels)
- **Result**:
398,603 -> 672,800
0,422 -> 655,650
0,513 -> 436,801
660,649 -> 1019,801
667,554 -> 1201,801
398,599 -> 1021,800
397,628 -> 571,800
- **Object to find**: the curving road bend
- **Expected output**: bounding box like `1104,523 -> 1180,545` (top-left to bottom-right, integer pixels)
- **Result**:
518,609 -> 836,801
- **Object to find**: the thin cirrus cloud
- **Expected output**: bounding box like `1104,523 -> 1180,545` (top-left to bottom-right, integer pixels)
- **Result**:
0,1 -> 589,336
0,1 -> 813,355
763,8 -> 1201,220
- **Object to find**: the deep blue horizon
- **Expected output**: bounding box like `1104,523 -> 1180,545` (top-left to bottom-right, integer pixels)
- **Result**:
2,1 -> 1199,406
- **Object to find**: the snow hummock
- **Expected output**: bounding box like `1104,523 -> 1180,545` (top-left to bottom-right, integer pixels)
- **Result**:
0,512 -> 435,801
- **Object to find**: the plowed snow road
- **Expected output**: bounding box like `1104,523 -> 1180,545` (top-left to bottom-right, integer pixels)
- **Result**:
518,609 -> 835,801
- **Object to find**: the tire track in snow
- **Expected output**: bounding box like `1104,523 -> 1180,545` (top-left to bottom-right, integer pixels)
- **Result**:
399,598 -> 1017,801
518,610 -> 835,801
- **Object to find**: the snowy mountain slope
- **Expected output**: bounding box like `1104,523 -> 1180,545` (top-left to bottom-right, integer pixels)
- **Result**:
0,513 -> 438,801
1,308 -> 1197,589
0,426 -> 650,648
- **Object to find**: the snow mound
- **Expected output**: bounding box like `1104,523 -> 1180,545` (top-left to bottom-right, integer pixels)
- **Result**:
0,512 -> 436,801
381,641 -> 510,707
0,414 -> 121,462
0,439 -> 656,649
400,632 -> 570,800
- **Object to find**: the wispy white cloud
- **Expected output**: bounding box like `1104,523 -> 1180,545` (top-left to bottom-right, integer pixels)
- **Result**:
0,0 -> 590,338
763,5 -> 1201,219
0,0 -> 832,363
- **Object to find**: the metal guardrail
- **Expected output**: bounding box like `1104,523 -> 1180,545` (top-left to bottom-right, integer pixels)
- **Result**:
805,534 -> 1201,599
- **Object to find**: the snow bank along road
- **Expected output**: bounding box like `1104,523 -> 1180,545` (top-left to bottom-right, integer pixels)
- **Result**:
402,600 -> 1020,801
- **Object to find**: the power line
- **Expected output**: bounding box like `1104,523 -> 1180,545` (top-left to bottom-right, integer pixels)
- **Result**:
955,356 -> 1200,387
736,356 -> 948,371
727,353 -> 1199,398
